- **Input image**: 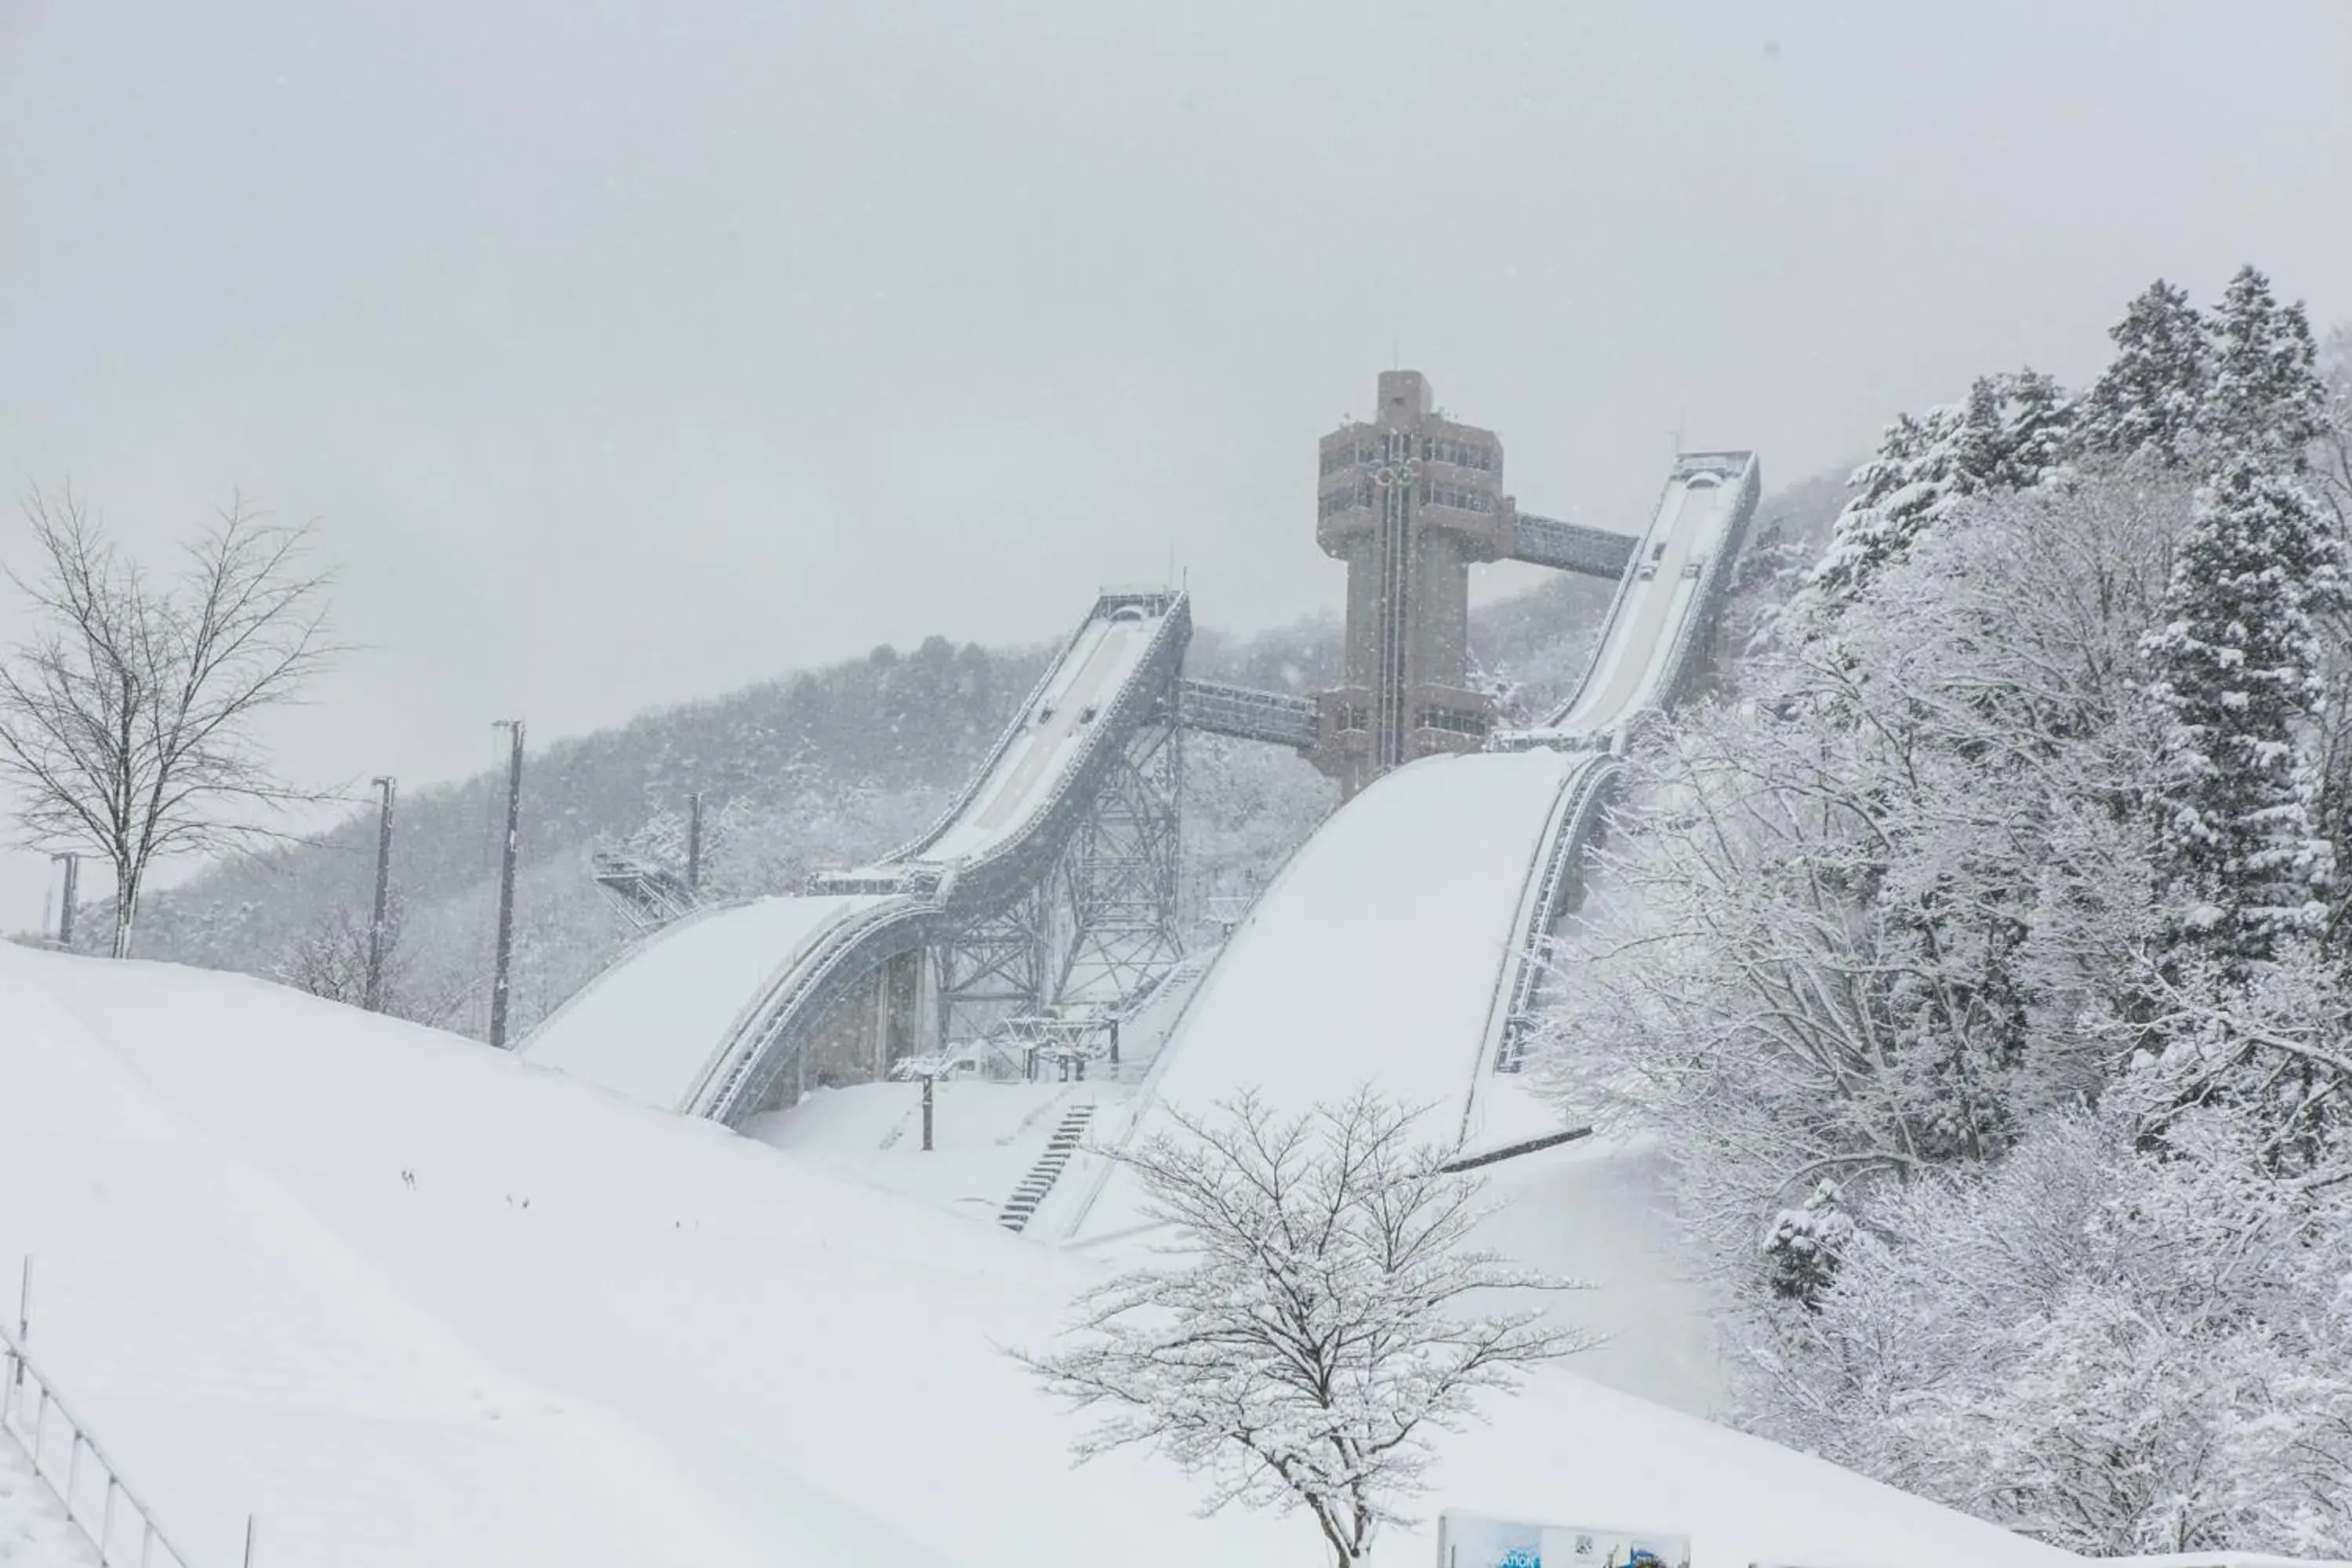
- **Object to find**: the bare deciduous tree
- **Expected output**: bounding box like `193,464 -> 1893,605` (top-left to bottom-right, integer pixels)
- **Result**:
274,892 -> 474,1029
1020,1089 -> 1591,1567
0,488 -> 336,957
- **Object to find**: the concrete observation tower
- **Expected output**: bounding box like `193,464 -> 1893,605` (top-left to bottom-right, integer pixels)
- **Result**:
1305,371 -> 1633,795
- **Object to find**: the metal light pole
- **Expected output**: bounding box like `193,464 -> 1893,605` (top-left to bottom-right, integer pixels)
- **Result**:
488,720 -> 525,1049
686,791 -> 703,894
49,854 -> 78,949
364,777 -> 396,1012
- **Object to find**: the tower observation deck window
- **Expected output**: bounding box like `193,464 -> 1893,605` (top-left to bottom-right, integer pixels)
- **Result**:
1419,437 -> 1495,471
1425,483 -> 1494,514
1414,706 -> 1487,737
1319,485 -> 1370,518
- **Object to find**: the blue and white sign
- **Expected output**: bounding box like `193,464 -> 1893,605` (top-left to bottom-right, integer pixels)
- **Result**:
1437,1509 -> 1692,1568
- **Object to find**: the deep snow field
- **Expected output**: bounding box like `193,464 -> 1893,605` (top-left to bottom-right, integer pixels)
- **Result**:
0,940 -> 2081,1567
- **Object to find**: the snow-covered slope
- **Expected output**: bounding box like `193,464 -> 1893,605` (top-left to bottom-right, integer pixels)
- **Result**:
1055,748 -> 1579,1244
0,943 -> 2077,1568
521,893 -> 889,1111
0,953 -> 921,1568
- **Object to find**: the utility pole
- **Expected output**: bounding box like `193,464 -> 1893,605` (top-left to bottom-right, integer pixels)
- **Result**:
365,777 -> 397,1013
686,791 -> 704,895
49,854 -> 77,949
488,720 -> 525,1049
11,1256 -> 27,1399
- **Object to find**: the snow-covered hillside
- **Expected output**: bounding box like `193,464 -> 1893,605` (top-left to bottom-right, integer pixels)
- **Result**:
0,942 -> 2076,1567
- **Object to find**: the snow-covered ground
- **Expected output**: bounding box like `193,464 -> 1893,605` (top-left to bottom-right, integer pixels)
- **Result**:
746,1078 -> 1105,1221
740,952 -> 1212,1223
0,1438 -> 97,1568
0,940 -> 2079,1568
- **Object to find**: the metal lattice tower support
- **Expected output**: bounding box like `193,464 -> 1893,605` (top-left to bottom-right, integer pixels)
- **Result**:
928,675 -> 1185,1052
1054,679 -> 1183,1007
935,884 -> 1052,1051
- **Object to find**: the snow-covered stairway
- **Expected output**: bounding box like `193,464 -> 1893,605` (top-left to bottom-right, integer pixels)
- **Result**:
997,1103 -> 1098,1232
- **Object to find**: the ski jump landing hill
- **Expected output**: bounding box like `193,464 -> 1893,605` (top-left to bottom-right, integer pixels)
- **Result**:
1054,451 -> 1759,1243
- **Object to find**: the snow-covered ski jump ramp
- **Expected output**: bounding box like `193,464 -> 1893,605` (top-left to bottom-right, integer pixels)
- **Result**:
522,590 -> 1191,1125
1056,452 -> 1758,1243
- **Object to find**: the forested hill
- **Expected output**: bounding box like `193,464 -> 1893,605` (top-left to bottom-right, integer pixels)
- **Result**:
109,470 -> 1844,1039
128,632 -> 1048,1030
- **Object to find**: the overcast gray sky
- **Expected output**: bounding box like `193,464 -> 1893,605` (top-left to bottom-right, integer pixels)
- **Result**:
2,0 -> 2349,931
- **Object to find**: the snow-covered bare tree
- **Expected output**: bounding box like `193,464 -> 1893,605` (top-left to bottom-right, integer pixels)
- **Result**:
274,891 -> 467,1027
2318,325 -> 2352,524
2309,328 -> 2352,949
277,898 -> 388,1007
2143,459 -> 2339,970
0,491 -> 336,956
1749,1102 -> 2352,1556
1019,1089 -> 1590,1567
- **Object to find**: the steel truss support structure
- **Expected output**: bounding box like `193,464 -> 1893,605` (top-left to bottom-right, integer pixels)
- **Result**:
588,851 -> 699,932
1055,687 -> 1183,1007
934,884 -> 1051,1052
930,673 -> 1184,1053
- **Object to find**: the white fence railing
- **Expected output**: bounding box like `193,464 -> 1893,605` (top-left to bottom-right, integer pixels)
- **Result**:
1,1316 -> 201,1568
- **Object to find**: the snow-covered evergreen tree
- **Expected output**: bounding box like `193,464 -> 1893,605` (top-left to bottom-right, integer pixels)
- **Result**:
2078,279 -> 2209,467
2143,458 -> 2339,967
1805,370 -> 2073,611
2203,265 -> 2325,467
